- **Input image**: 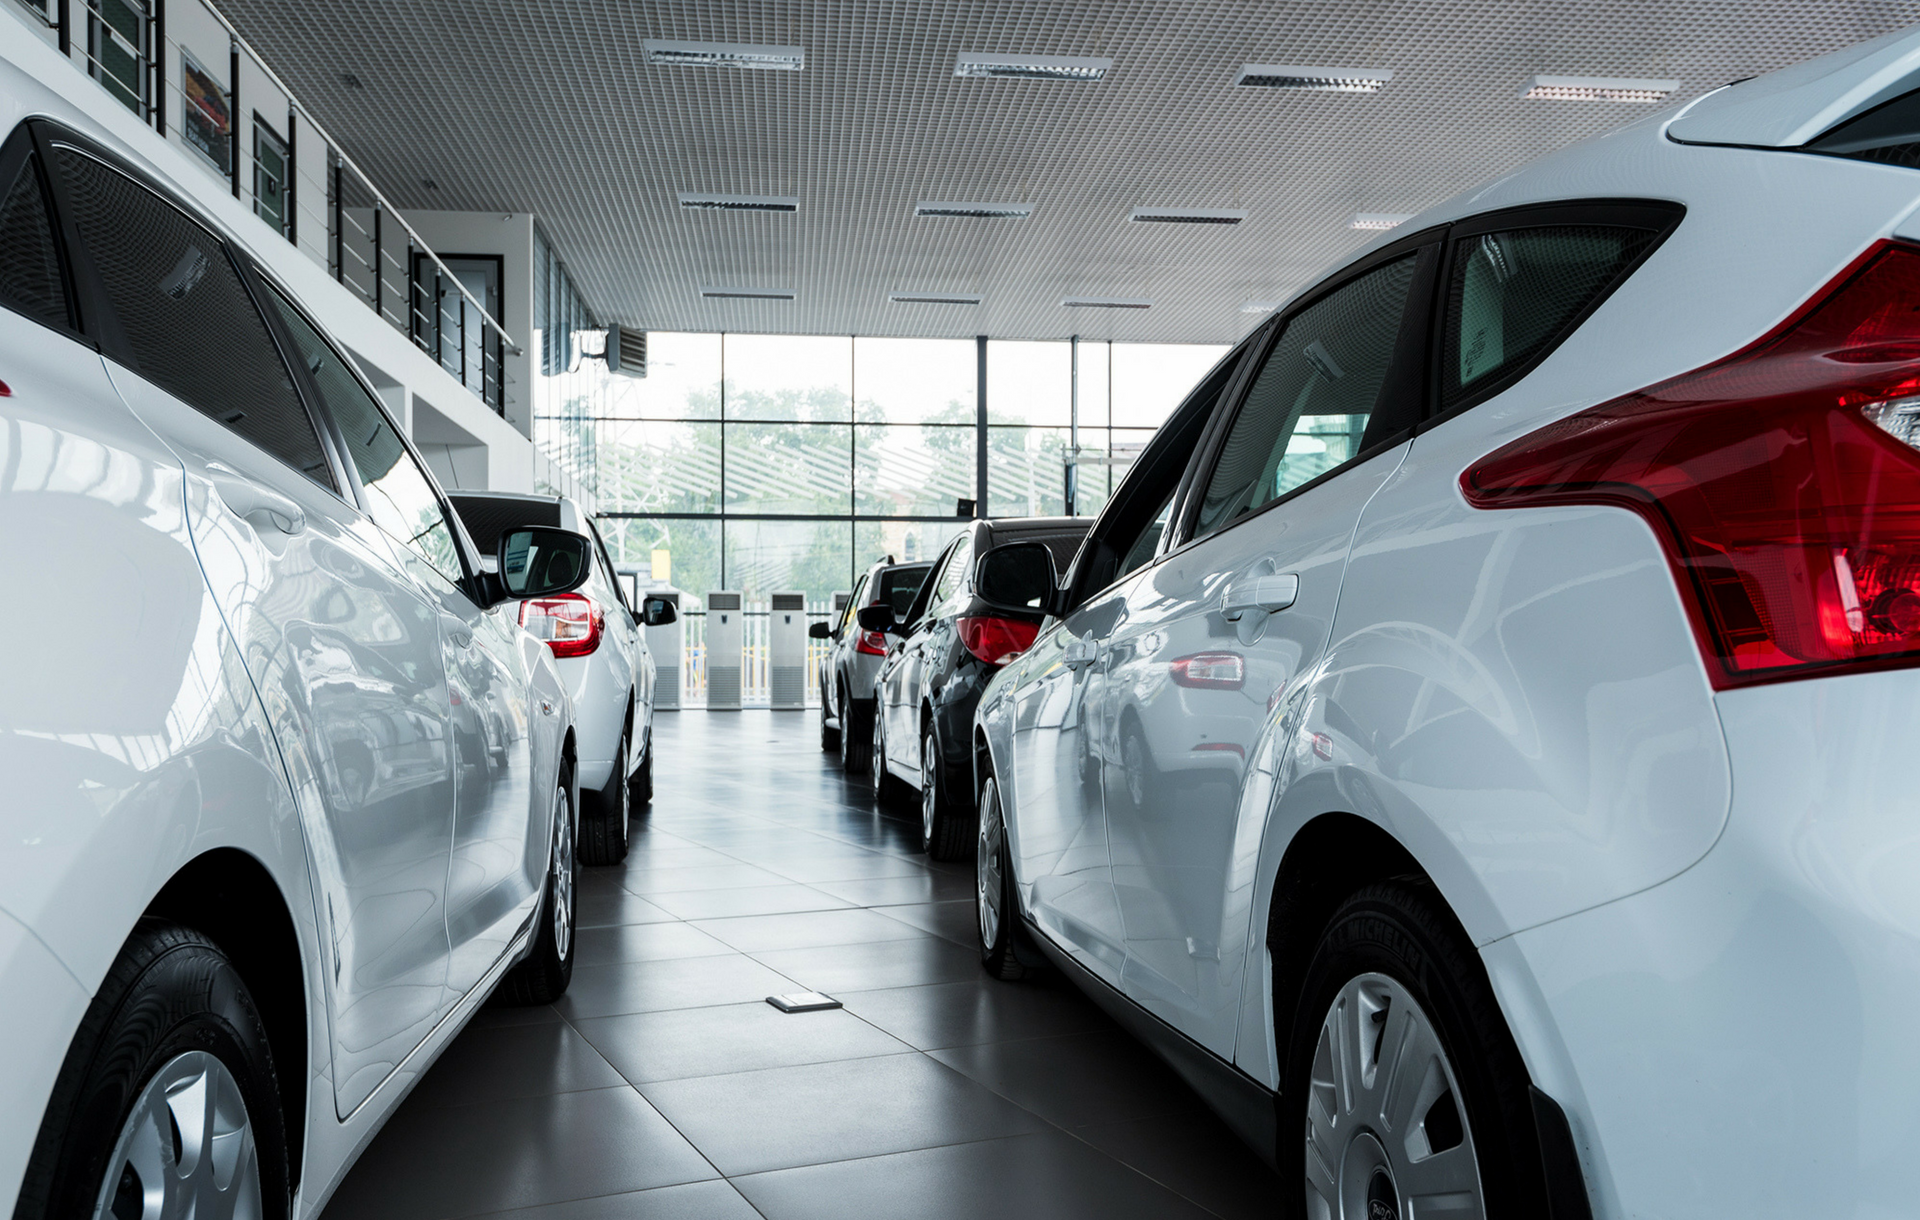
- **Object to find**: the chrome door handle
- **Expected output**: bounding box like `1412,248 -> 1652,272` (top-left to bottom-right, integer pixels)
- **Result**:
1222,573 -> 1299,621
1062,636 -> 1101,670
208,464 -> 305,535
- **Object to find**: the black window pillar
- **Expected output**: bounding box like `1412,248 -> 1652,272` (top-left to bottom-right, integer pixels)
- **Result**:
975,334 -> 987,518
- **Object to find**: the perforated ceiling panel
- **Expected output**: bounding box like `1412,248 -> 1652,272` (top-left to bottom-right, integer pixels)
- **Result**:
218,0 -> 1920,343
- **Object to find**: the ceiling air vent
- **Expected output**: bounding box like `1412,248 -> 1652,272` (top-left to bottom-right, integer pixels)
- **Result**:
644,39 -> 804,71
1063,298 -> 1152,310
955,53 -> 1112,81
1129,207 -> 1247,225
678,192 -> 799,213
700,286 -> 795,301
1236,64 -> 1392,92
1521,75 -> 1679,103
890,293 -> 982,306
1351,213 -> 1414,230
915,201 -> 1033,219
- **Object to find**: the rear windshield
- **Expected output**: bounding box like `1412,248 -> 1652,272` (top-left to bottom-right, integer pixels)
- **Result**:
874,564 -> 931,615
1805,88 -> 1920,168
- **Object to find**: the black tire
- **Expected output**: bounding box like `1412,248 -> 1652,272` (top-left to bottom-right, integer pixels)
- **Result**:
15,920 -> 289,1220
499,767 -> 577,1005
920,723 -> 972,860
1279,881 -> 1547,1220
976,774 -> 1043,980
840,692 -> 872,773
631,732 -> 653,809
579,726 -> 630,866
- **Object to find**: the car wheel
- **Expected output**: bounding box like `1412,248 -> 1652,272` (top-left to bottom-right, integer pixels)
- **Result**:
840,691 -> 872,773
820,681 -> 840,751
921,725 -> 972,859
579,726 -> 630,866
1281,881 -> 1547,1220
871,708 -> 902,808
498,767 -> 577,1005
976,774 -> 1043,980
13,921 -> 289,1220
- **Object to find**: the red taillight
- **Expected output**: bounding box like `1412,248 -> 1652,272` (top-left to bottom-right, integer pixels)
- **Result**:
854,629 -> 889,656
1465,239 -> 1920,689
520,592 -> 603,658
957,616 -> 1040,667
1170,651 -> 1246,689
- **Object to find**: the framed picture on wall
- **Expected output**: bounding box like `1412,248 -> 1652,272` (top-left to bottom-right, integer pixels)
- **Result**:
181,51 -> 231,174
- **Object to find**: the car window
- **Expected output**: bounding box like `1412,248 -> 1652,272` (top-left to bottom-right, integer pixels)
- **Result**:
1442,225 -> 1664,412
1118,491 -> 1175,579
256,282 -> 463,584
50,145 -> 336,491
0,147 -> 70,331
586,519 -> 629,611
877,565 -> 930,617
1192,254 -> 1420,540
932,533 -> 974,608
838,573 -> 870,635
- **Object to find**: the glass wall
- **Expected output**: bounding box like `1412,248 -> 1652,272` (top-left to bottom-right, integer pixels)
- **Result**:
531,227 -> 602,494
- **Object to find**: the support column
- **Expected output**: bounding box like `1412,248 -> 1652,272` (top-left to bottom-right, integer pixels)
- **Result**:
975,335 -> 988,518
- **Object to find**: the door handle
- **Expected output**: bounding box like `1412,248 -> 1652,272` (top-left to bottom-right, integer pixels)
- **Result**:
439,614 -> 475,650
1222,573 -> 1299,621
1062,635 -> 1101,670
207,463 -> 305,535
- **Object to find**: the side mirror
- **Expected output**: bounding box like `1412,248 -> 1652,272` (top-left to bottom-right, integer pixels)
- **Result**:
642,596 -> 678,627
975,541 -> 1061,616
807,621 -> 832,639
856,604 -> 898,634
487,526 -> 593,605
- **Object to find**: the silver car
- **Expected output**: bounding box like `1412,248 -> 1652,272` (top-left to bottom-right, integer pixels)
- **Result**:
814,557 -> 932,772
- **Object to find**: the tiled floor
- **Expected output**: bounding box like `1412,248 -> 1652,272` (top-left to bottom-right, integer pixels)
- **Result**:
320,710 -> 1281,1219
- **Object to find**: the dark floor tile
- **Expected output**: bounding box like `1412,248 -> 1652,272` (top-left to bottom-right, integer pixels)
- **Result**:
873,900 -> 978,946
474,1179 -> 762,1219
639,1053 -> 1048,1177
834,978 -> 1109,1051
555,955 -> 801,1020
750,935 -> 983,993
407,1020 -> 625,1109
572,922 -> 733,966
928,1031 -> 1204,1129
731,1129 -> 1216,1220
805,871 -> 975,907
574,1000 -> 910,1083
1072,1110 -> 1284,1220
470,1000 -> 563,1029
320,1087 -> 715,1220
691,908 -> 930,953
646,883 -> 854,921
576,887 -> 678,929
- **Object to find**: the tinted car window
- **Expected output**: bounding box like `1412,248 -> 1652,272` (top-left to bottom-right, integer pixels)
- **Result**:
0,148 -> 69,330
1193,253 -> 1419,539
51,146 -> 335,490
257,282 -> 462,582
1118,492 -> 1174,579
876,564 -> 931,616
932,534 -> 974,607
838,573 -> 869,633
586,519 -> 629,611
1441,225 -> 1662,412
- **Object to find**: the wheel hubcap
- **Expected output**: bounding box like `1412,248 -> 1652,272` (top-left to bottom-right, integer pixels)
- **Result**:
921,732 -> 938,841
551,786 -> 574,959
93,1050 -> 261,1220
872,713 -> 885,793
1305,973 -> 1483,1220
617,733 -> 631,850
977,780 -> 1003,948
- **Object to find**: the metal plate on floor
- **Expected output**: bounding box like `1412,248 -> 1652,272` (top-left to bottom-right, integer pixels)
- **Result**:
767,991 -> 842,1013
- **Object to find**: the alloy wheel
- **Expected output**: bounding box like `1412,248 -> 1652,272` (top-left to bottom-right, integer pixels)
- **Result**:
616,728 -> 631,853
550,784 -> 574,961
871,709 -> 887,796
1305,972 -> 1484,1220
921,730 -> 938,843
976,778 -> 1003,948
92,1049 -> 262,1220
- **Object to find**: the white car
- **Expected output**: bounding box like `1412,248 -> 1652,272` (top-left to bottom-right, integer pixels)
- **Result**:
971,28 -> 1920,1219
449,492 -> 674,865
0,66 -> 591,1220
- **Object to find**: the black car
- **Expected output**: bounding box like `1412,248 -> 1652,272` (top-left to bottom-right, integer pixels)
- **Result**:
865,516 -> 1092,858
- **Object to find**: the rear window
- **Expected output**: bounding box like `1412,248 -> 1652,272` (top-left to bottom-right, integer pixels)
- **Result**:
1805,89 -> 1920,169
0,147 -> 69,330
994,526 -> 1091,567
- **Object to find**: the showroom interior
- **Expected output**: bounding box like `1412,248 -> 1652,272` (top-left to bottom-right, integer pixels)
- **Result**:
9,1 -> 1920,1218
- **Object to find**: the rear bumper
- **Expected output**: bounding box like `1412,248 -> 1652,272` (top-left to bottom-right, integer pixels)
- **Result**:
1505,669 -> 1920,1218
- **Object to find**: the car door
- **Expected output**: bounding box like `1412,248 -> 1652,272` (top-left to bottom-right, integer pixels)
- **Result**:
1097,238 -> 1438,1053
41,134 -> 464,1116
893,529 -> 972,784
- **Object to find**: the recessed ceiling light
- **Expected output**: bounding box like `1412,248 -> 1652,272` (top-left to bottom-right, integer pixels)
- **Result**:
1129,207 -> 1247,225
678,192 -> 799,213
700,286 -> 795,300
1351,212 -> 1414,230
1521,75 -> 1680,103
1235,64 -> 1392,92
889,293 -> 982,306
1063,298 -> 1152,310
954,53 -> 1112,81
644,39 -> 804,71
915,201 -> 1033,219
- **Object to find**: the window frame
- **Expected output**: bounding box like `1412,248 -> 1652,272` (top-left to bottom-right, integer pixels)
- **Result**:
0,123 -> 85,341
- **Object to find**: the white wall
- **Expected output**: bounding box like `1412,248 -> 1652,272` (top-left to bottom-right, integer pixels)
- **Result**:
401,210 -> 535,440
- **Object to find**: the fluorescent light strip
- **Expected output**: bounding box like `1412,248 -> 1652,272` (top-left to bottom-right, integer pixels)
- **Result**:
678,192 -> 799,212
1129,207 -> 1247,225
1351,212 -> 1414,231
1063,298 -> 1152,310
700,286 -> 795,300
955,53 -> 1112,81
1236,64 -> 1392,92
1521,75 -> 1679,103
889,293 -> 982,306
915,201 -> 1033,219
644,39 -> 804,70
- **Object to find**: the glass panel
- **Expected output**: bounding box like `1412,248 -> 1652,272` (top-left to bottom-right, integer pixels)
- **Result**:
723,422 -> 853,514
855,336 -> 976,424
855,520 -> 966,571
603,516 -> 719,610
89,0 -> 147,114
724,334 -> 852,422
987,340 -> 1070,425
601,331 -> 721,420
725,518 -> 853,602
1077,339 -> 1111,428
855,423 -> 975,517
596,419 -> 721,514
988,426 -> 1069,518
0,150 -> 69,330
1111,342 -> 1233,428
1193,255 -> 1419,539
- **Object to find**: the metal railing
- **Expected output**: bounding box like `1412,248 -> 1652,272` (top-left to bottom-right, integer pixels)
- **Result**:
665,601 -> 839,708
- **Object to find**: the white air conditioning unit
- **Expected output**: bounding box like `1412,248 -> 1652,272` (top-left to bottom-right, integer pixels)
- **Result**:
644,588 -> 681,710
606,325 -> 647,378
769,592 -> 807,710
705,591 -> 742,709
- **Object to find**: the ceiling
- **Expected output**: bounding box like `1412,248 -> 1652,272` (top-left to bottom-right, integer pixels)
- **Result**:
219,0 -> 1920,344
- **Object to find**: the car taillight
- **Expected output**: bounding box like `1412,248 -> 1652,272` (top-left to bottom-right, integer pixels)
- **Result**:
958,616 -> 1040,667
855,629 -> 889,656
520,592 -> 603,658
1170,651 -> 1246,689
1464,239 -> 1920,689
